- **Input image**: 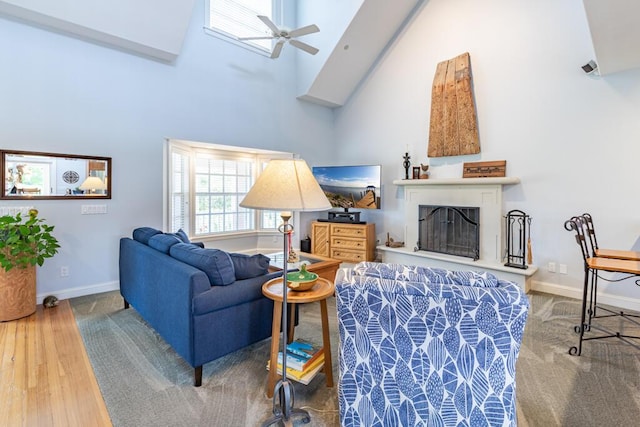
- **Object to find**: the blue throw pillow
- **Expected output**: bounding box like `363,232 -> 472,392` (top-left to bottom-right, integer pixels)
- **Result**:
230,253 -> 271,280
174,228 -> 190,243
169,243 -> 236,286
148,233 -> 182,254
168,229 -> 204,247
132,227 -> 162,245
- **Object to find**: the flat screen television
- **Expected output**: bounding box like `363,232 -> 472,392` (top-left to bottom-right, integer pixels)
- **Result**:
312,165 -> 381,211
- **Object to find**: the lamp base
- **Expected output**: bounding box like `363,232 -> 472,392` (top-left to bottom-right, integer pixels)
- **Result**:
262,213 -> 311,427
261,379 -> 310,426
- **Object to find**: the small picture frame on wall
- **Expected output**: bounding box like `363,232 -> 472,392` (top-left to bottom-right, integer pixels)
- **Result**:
412,166 -> 420,179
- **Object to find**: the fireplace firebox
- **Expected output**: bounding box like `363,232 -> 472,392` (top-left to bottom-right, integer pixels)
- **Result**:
418,205 -> 480,260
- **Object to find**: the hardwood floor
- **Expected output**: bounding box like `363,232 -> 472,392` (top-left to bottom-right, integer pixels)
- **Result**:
0,300 -> 112,426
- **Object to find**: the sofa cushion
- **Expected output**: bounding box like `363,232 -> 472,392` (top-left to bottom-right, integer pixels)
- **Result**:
167,229 -> 205,248
353,262 -> 452,283
132,227 -> 162,245
230,253 -> 271,280
451,270 -> 499,287
352,262 -> 498,287
193,273 -> 278,314
169,243 -> 235,286
148,233 -> 183,254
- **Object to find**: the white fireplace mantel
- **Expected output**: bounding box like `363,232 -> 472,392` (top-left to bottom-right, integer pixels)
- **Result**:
392,177 -> 521,186
379,176 -> 536,291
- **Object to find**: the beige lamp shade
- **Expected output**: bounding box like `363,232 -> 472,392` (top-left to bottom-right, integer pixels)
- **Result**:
240,159 -> 331,211
79,176 -> 107,191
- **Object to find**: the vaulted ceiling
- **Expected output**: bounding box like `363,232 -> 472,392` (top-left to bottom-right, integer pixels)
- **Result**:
582,0 -> 640,75
0,0 -> 638,108
0,0 -> 196,62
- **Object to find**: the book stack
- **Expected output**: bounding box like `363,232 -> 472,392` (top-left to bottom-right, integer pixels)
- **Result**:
267,340 -> 324,385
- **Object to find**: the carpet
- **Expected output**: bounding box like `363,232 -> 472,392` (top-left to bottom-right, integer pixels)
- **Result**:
71,291 -> 640,426
515,292 -> 640,426
71,291 -> 339,426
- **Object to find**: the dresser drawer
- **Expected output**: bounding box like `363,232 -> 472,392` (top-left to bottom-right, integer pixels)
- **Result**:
331,236 -> 366,250
331,249 -> 366,263
312,221 -> 375,262
330,225 -> 368,238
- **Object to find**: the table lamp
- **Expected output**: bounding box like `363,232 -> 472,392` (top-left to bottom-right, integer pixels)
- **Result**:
240,158 -> 331,426
79,176 -> 106,194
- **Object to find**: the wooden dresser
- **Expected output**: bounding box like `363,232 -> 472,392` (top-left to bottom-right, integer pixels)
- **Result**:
311,221 -> 376,263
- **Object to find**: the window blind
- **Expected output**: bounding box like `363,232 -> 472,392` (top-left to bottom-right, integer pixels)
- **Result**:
209,0 -> 273,50
170,150 -> 190,233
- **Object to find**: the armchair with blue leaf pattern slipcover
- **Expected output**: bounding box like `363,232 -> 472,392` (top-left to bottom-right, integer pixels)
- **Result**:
335,262 -> 529,427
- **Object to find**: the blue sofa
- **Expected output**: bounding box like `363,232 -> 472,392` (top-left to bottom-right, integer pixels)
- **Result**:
119,227 -> 280,386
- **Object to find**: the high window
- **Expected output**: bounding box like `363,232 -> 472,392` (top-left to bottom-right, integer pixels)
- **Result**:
167,140 -> 291,238
206,0 -> 282,53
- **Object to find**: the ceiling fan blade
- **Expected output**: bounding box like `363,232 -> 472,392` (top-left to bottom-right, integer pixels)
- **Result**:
271,40 -> 285,59
238,36 -> 274,41
289,39 -> 319,55
288,24 -> 319,38
257,15 -> 281,35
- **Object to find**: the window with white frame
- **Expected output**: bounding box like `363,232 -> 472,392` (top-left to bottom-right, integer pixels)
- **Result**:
206,0 -> 282,53
194,155 -> 253,234
168,141 -> 291,238
170,147 -> 190,232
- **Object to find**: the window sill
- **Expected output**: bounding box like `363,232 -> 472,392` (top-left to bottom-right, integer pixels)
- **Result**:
203,27 -> 271,58
192,229 -> 280,243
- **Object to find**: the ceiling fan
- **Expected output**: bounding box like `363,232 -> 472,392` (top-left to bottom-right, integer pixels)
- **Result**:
239,15 -> 319,59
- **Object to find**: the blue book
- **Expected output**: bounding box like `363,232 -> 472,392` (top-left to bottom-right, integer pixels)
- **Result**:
286,340 -> 321,360
277,351 -> 308,371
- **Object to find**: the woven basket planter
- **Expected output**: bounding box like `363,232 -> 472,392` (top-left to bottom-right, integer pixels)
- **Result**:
0,265 -> 36,321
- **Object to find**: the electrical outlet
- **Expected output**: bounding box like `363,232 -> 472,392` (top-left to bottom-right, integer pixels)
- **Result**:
559,264 -> 568,274
81,204 -> 108,215
60,266 -> 69,277
547,262 -> 556,273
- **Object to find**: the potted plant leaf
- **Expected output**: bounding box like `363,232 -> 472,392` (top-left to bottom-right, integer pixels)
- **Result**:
0,209 -> 60,321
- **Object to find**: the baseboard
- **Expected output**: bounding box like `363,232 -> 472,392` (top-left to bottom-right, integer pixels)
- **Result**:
38,277 -> 640,314
37,280 -> 120,304
531,280 -> 640,312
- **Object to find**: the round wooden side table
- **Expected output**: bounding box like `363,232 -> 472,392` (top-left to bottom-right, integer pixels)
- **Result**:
262,277 -> 334,398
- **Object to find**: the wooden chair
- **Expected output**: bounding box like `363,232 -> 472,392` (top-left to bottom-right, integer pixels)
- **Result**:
582,213 -> 640,261
565,215 -> 640,356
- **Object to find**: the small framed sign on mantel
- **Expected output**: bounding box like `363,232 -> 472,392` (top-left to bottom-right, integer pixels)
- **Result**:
462,160 -> 506,178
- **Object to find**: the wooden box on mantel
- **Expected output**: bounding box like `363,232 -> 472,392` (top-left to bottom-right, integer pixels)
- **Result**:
463,160 -> 506,178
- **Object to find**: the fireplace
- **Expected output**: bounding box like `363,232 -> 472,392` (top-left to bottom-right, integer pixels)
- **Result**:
378,177 -> 536,292
418,205 -> 480,260
392,177 -> 517,262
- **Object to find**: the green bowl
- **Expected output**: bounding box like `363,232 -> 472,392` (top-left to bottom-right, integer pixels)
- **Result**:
286,270 -> 319,291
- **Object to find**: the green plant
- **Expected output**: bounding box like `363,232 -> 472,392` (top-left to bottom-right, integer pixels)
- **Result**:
0,209 -> 60,272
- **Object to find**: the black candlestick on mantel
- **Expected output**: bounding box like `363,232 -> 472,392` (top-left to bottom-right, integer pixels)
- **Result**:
403,152 -> 411,180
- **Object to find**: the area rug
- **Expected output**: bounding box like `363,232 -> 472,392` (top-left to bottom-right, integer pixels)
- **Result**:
71,291 -> 339,426
71,290 -> 640,426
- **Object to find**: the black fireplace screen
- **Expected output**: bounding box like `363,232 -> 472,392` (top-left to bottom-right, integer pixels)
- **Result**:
418,205 -> 480,260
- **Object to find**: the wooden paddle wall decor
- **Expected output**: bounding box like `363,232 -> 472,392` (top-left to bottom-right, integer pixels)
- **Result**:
428,52 -> 480,157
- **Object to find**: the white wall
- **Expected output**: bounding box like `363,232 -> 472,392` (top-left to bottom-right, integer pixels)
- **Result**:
0,0 -> 335,301
333,0 -> 640,308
